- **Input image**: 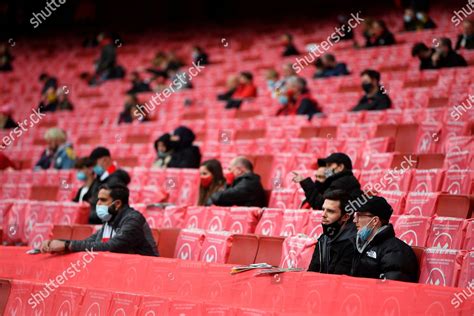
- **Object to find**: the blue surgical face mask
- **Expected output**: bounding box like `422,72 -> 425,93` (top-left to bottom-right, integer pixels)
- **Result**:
96,201 -> 117,222
356,218 -> 375,252
93,164 -> 105,176
324,168 -> 336,178
267,80 -> 276,89
278,95 -> 288,105
157,151 -> 167,158
76,171 -> 87,182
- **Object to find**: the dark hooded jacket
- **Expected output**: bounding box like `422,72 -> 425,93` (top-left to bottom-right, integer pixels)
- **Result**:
300,170 -> 362,210
168,126 -> 201,168
308,221 -> 357,275
351,224 -> 418,282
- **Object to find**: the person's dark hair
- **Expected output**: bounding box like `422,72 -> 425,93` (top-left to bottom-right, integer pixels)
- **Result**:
315,57 -> 324,68
323,189 -> 350,215
198,159 -> 226,205
439,37 -> 453,50
360,69 -> 381,82
154,133 -> 171,153
324,53 -> 336,63
99,183 -> 129,205
89,146 -> 111,162
411,42 -> 429,57
240,71 -> 253,81
39,73 -> 48,82
236,157 -> 254,172
374,19 -> 388,32
75,157 -> 94,169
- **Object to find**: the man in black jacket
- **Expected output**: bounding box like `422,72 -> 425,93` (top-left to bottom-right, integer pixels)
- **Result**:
351,196 -> 418,282
307,189 -> 357,274
168,126 -> 201,169
351,69 -> 391,112
209,156 -> 267,207
88,147 -> 131,224
432,37 -> 467,68
293,153 -> 363,210
411,43 -> 436,70
41,184 -> 158,256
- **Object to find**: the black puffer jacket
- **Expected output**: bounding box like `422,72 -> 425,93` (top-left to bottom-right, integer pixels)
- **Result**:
351,224 -> 418,282
210,172 -> 267,207
70,206 -> 158,257
299,170 -> 362,210
168,126 -> 201,168
307,221 -> 357,275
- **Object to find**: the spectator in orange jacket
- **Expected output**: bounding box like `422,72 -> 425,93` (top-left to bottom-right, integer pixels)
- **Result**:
225,72 -> 257,109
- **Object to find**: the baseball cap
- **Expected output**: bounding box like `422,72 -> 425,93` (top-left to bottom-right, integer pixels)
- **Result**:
354,195 -> 393,222
319,153 -> 353,170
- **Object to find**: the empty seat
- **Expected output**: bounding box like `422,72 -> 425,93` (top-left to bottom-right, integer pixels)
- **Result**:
254,236 -> 285,266
409,169 -> 444,193
394,215 -> 432,247
279,209 -> 311,237
426,217 -> 467,250
436,194 -> 471,218
51,225 -> 72,240
419,248 -> 464,287
0,279 -> 11,316
279,235 -> 317,269
173,228 -> 205,261
254,208 -> 284,237
226,234 -> 259,265
71,225 -> 95,240
156,228 -> 181,258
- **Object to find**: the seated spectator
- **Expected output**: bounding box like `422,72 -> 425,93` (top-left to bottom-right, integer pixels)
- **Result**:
73,157 -> 95,203
225,71 -> 257,109
293,153 -> 363,210
351,69 -> 391,111
39,72 -> 58,95
411,42 -> 436,70
88,146 -> 131,224
165,52 -> 184,74
209,156 -> 267,207
192,46 -> 209,65
168,126 -> 201,169
403,7 -> 436,31
432,37 -> 468,68
359,18 -> 375,48
127,71 -> 151,94
307,190 -> 357,274
281,33 -> 299,56
0,43 -> 13,72
365,20 -> 395,47
337,15 -> 355,41
41,183 -> 158,256
153,133 -> 173,168
34,128 -> 75,170
0,105 -> 18,129
217,75 -> 239,101
169,69 -> 193,91
90,33 -> 124,85
351,196 -> 418,282
38,86 -> 58,113
265,68 -> 280,98
313,53 -> 349,78
198,159 -> 226,206
118,94 -> 148,124
56,88 -> 74,111
0,152 -> 17,170
276,77 -> 321,120
455,20 -> 474,50
274,63 -> 298,98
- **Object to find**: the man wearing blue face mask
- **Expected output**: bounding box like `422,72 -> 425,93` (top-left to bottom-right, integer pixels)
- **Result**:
351,196 -> 418,282
87,147 -> 131,224
41,184 -> 158,256
72,157 -> 95,203
293,153 -> 362,210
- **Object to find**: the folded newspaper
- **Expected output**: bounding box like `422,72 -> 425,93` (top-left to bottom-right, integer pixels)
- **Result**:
254,267 -> 304,276
230,263 -> 273,274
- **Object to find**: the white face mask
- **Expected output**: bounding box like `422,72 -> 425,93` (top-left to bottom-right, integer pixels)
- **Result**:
324,168 -> 336,178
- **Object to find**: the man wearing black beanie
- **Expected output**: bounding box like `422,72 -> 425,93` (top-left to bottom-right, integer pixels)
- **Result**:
351,196 -> 418,282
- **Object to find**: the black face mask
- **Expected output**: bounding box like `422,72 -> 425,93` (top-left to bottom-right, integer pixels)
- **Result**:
362,82 -> 373,94
168,140 -> 180,150
322,219 -> 343,238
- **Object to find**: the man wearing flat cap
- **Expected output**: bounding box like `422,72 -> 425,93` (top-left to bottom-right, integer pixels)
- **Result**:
293,152 -> 363,210
351,196 -> 418,282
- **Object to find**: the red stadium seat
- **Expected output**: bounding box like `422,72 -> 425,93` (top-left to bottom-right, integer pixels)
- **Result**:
436,194 -> 471,218
409,169 -> 445,193
404,192 -> 439,217
279,209 -> 310,237
0,279 -> 11,316
279,235 -> 317,269
156,228 -> 181,258
442,170 -> 472,195
394,215 -> 432,247
458,251 -> 474,288
419,248 -> 464,287
225,207 -> 261,234
226,234 -> 259,265
254,208 -> 284,237
204,206 -> 230,232
199,231 -> 233,264
51,225 -> 72,240
174,229 -> 205,261
254,236 -> 285,266
426,217 -> 467,250
183,206 -> 208,229
71,225 -> 95,240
